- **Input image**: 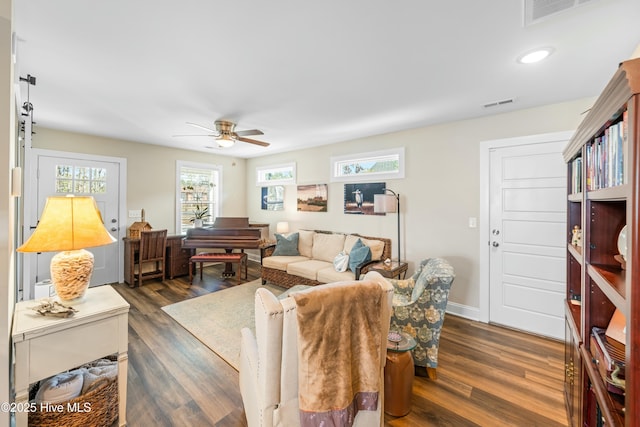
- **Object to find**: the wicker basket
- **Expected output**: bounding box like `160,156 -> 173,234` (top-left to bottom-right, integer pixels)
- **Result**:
28,373 -> 118,427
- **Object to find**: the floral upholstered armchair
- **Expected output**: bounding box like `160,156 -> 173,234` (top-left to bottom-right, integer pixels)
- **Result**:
388,258 -> 455,379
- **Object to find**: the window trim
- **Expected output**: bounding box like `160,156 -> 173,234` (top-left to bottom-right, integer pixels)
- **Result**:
256,162 -> 296,186
175,160 -> 222,234
330,147 -> 405,182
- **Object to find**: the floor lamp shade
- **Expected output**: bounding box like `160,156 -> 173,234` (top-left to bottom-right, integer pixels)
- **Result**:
374,190 -> 401,262
374,194 -> 397,213
17,195 -> 116,301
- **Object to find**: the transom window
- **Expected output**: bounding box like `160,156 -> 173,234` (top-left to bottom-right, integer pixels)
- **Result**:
330,148 -> 404,182
256,162 -> 296,186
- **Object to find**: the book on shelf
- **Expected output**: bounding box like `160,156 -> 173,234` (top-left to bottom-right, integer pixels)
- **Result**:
585,115 -> 627,191
570,157 -> 582,193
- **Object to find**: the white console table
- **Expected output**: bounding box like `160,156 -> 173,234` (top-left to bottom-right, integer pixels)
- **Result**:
12,285 -> 130,427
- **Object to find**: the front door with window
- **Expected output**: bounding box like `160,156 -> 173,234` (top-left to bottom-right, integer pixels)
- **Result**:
27,151 -> 122,293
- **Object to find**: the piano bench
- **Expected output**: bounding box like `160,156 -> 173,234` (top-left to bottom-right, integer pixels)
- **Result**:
189,252 -> 248,283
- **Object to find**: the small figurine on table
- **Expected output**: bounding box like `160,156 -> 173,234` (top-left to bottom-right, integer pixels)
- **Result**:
571,225 -> 582,247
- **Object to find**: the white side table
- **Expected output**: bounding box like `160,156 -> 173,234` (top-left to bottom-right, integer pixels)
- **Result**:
12,285 -> 130,427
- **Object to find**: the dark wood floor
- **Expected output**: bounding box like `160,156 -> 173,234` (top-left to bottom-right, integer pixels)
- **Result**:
113,261 -> 569,427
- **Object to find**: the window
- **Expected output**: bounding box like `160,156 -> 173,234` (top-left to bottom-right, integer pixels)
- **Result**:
176,161 -> 221,234
256,162 -> 296,186
330,148 -> 404,182
55,165 -> 107,194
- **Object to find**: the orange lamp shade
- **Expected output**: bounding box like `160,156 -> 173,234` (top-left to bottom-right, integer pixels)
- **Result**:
17,195 -> 116,253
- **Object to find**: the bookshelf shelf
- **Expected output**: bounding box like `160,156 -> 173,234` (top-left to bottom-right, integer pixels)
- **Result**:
563,57 -> 640,427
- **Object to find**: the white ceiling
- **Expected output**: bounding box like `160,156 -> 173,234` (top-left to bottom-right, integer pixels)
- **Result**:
12,0 -> 640,158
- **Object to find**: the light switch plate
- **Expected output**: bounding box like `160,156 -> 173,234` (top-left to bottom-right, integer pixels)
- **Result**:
468,217 -> 477,228
128,209 -> 142,218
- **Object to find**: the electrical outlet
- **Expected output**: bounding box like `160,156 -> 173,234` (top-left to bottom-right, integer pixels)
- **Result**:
468,217 -> 477,228
128,209 -> 141,218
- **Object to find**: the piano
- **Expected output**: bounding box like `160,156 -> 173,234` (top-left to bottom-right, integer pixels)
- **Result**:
182,217 -> 263,277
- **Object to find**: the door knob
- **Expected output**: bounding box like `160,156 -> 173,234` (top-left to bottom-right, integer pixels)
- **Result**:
111,227 -> 117,232
492,241 -> 499,247
492,229 -> 500,235
111,218 -> 117,223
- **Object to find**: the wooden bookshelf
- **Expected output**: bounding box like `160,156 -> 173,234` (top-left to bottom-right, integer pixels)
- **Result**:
562,57 -> 640,427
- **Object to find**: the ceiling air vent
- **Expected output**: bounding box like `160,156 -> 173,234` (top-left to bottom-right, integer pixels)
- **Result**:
524,0 -> 598,26
483,98 -> 514,109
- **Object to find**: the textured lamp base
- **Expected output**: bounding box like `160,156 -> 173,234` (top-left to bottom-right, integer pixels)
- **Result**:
51,249 -> 94,301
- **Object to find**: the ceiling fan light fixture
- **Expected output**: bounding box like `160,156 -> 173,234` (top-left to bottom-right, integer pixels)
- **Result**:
217,134 -> 236,148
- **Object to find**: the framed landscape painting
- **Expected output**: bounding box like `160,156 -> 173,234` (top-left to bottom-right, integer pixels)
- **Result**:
343,182 -> 385,215
297,184 -> 328,212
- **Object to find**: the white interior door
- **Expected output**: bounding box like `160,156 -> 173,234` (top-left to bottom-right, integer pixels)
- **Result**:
28,153 -> 121,290
489,140 -> 567,339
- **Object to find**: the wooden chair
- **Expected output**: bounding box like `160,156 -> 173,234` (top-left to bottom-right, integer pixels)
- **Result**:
133,229 -> 168,287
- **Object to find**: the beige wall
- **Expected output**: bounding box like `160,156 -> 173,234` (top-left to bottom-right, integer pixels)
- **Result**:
32,129 -> 248,234
247,97 -> 595,313
30,97 -> 594,316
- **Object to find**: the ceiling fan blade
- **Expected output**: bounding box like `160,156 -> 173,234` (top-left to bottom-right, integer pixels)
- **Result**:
172,134 -> 217,137
186,122 -> 219,134
234,129 -> 264,137
237,136 -> 270,147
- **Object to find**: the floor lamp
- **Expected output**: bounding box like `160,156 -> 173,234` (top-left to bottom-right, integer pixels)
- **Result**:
374,189 -> 401,262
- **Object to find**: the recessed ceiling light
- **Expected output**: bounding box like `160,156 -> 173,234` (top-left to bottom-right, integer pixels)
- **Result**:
517,47 -> 554,64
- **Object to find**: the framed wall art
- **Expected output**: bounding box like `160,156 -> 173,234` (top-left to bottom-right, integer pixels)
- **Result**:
297,184 -> 328,212
343,182 -> 386,215
261,186 -> 284,211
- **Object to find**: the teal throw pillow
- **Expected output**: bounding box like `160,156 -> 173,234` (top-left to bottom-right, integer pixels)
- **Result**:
272,232 -> 300,256
349,238 -> 371,273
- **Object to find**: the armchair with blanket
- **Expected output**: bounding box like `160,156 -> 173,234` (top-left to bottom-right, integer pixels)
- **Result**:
388,258 -> 455,379
239,271 -> 393,427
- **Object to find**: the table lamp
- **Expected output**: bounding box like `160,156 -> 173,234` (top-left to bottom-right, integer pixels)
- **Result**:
276,221 -> 290,234
374,189 -> 401,262
17,195 -> 116,301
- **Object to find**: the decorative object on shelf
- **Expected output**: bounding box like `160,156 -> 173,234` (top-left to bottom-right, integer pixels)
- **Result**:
374,188 -> 402,262
31,300 -> 78,318
614,225 -> 627,269
128,208 -> 152,238
571,225 -> 582,247
384,258 -> 392,266
17,195 -> 116,302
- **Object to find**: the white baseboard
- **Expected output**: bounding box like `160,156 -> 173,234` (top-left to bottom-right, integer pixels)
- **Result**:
446,301 -> 481,321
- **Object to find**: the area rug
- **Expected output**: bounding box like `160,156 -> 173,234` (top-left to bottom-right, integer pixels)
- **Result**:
161,279 -> 284,370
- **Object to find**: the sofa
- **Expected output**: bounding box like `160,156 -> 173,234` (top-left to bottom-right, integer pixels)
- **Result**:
261,230 -> 391,289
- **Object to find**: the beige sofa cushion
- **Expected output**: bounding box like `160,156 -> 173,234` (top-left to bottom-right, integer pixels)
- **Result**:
343,235 -> 385,261
287,260 -> 332,281
316,266 -> 356,283
263,255 -> 309,271
312,233 -> 346,262
298,230 -> 315,258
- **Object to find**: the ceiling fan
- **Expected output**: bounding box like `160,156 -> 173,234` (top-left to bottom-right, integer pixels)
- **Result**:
174,120 -> 270,148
